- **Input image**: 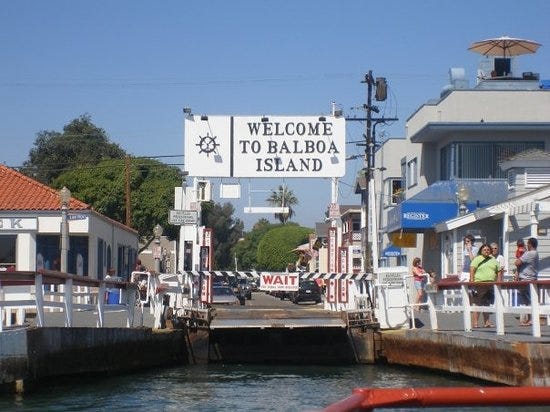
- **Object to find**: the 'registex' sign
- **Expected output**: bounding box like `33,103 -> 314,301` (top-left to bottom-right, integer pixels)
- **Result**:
184,115 -> 345,177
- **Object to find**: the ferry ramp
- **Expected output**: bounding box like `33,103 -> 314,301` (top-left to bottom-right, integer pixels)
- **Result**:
204,292 -> 377,364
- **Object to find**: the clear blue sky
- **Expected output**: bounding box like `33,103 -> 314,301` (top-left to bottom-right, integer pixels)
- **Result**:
2,0 -> 549,230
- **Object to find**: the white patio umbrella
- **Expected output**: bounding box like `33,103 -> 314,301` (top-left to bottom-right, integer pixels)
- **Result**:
468,36 -> 541,57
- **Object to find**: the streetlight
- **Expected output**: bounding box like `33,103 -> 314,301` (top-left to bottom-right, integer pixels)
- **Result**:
153,223 -> 163,273
456,185 -> 470,216
59,186 -> 71,273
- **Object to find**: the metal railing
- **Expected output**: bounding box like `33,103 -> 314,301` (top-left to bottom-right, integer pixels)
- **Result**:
0,270 -> 140,331
424,280 -> 550,338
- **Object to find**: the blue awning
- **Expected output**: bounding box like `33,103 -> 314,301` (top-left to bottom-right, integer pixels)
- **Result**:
385,180 -> 508,233
382,244 -> 403,257
387,201 -> 458,233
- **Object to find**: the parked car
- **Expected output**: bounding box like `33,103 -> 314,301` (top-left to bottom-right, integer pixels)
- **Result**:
249,279 -> 259,291
237,278 -> 252,300
289,280 -> 322,304
273,290 -> 291,301
212,285 -> 244,306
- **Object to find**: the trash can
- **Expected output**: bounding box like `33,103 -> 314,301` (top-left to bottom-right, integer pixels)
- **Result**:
107,289 -> 120,304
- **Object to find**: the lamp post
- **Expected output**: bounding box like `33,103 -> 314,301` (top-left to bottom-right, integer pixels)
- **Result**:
59,186 -> 71,273
153,223 -> 163,273
457,185 -> 470,216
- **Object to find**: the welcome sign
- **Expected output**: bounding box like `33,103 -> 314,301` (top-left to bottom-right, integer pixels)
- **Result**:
184,115 -> 346,177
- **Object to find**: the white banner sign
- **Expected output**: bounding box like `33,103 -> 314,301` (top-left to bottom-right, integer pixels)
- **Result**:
259,273 -> 300,291
184,115 -> 346,178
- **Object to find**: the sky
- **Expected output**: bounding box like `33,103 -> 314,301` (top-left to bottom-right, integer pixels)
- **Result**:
2,0 -> 550,230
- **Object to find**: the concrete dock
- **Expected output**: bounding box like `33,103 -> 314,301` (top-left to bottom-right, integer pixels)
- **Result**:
0,309 -> 186,393
381,311 -> 550,386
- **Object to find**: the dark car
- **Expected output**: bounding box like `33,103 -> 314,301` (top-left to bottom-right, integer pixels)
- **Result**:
237,278 -> 252,300
290,280 -> 322,304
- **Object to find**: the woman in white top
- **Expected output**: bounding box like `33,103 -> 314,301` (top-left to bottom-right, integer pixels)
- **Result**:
490,242 -> 505,282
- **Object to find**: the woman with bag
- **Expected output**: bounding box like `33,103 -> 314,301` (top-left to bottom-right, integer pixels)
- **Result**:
469,243 -> 500,328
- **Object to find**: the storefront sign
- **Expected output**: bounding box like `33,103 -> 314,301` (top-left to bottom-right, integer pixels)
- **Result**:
0,218 -> 37,230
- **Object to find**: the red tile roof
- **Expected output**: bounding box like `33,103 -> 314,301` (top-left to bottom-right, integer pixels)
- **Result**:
0,165 -> 90,211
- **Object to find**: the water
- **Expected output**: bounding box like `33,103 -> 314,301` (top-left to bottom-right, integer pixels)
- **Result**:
1,364 -> 546,411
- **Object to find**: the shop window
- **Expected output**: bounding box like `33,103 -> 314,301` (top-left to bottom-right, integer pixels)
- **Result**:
386,178 -> 403,205
69,236 -> 88,276
97,238 -> 105,279
0,235 -> 16,270
407,158 -> 418,188
36,235 -> 61,270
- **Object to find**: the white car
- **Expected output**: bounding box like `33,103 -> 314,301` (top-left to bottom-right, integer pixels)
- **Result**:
212,285 -> 242,305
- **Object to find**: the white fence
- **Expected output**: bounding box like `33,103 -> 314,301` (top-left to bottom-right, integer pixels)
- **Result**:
0,270 -> 140,331
423,280 -> 550,338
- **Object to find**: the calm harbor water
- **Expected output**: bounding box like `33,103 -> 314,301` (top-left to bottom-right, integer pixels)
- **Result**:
1,364 -> 546,411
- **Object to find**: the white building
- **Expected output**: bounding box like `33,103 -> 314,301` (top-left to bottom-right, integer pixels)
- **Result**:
0,165 -> 138,279
376,55 -> 550,275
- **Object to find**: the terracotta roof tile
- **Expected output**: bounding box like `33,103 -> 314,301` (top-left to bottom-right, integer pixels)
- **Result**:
0,165 -> 90,211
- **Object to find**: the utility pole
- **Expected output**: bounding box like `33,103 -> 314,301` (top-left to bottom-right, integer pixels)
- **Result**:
347,70 -> 397,274
125,156 -> 131,227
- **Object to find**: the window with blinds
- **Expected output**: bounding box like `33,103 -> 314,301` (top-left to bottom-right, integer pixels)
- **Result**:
440,141 -> 544,180
526,168 -> 550,188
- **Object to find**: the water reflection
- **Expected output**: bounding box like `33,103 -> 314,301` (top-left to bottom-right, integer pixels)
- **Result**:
1,364 -> 547,411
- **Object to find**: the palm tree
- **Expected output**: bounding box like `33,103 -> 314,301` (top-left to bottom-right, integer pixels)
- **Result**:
266,185 -> 298,224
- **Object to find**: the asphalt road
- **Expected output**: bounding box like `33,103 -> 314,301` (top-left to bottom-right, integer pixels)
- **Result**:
240,290 -> 324,309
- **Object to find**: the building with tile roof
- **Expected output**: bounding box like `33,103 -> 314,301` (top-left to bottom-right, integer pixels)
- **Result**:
0,165 -> 138,279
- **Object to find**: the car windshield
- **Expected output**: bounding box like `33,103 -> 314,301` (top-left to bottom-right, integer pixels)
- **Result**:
213,287 -> 233,296
301,281 -> 317,288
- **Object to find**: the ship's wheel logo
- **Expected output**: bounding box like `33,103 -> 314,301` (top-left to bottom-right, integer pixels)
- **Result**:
195,133 -> 220,157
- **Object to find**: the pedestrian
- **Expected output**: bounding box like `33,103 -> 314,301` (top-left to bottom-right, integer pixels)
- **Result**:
461,234 -> 478,282
514,237 -> 539,326
411,257 -> 426,311
469,243 -> 500,328
134,258 -> 147,272
490,242 -> 505,281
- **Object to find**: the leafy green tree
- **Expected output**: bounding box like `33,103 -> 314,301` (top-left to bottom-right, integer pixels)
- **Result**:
54,157 -> 182,243
21,114 -> 125,184
256,224 -> 312,271
232,220 -> 279,270
201,201 -> 244,270
266,185 -> 298,224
